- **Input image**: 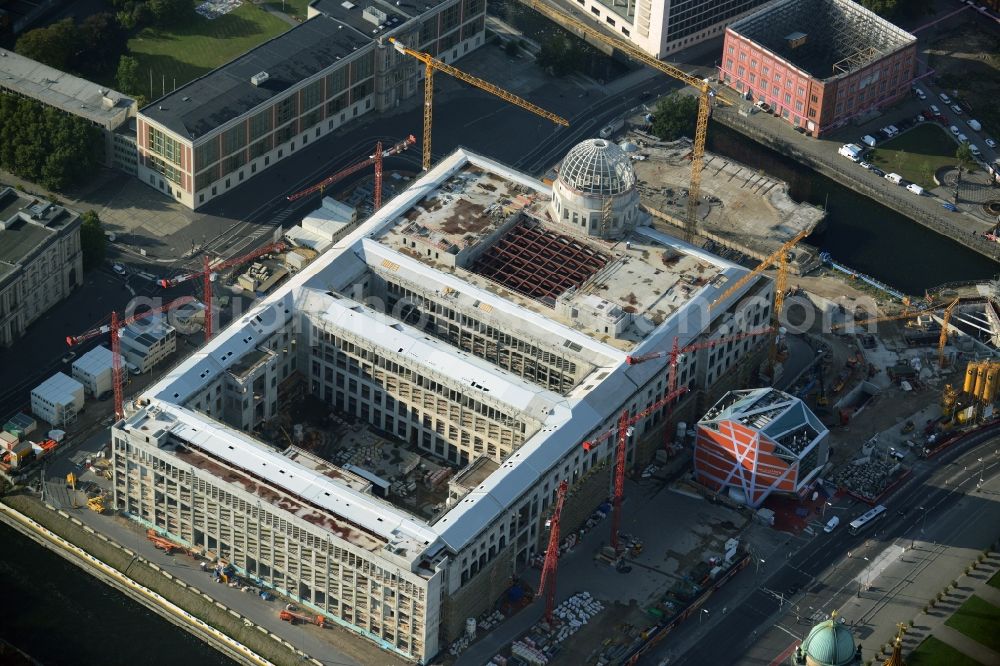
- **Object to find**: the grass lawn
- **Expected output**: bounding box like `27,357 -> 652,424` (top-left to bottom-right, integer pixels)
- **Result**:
869,123 -> 959,189
264,0 -> 310,22
909,636 -> 984,666
989,569 -> 1000,590
128,3 -> 291,95
944,594 -> 1000,653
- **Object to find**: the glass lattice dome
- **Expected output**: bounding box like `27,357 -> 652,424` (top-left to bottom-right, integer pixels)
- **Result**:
558,139 -> 636,196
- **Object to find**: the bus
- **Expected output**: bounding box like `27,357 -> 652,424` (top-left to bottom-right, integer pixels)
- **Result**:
848,504 -> 887,535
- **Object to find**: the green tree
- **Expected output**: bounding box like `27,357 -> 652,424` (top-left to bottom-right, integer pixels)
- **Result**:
15,18 -> 78,70
537,35 -> 575,77
79,210 -> 107,271
116,55 -> 142,97
148,0 -> 194,27
0,96 -> 103,190
651,94 -> 699,141
956,143 -> 975,172
79,13 -> 129,76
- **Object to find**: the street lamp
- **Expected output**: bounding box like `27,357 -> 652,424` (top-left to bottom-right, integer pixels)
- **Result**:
978,457 -> 985,486
700,608 -> 709,624
821,501 -> 833,517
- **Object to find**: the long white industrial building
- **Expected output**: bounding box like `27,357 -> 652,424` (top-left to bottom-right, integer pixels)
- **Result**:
111,141 -> 772,662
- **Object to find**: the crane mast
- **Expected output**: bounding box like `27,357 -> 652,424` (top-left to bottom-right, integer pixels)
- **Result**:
286,135 -> 416,203
66,296 -> 195,419
157,241 -> 285,342
538,480 -> 568,624
388,38 -> 569,171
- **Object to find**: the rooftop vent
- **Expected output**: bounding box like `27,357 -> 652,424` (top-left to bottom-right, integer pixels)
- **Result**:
785,32 -> 808,49
250,71 -> 270,86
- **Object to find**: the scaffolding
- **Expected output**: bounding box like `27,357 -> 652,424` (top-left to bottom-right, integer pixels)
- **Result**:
729,0 -> 915,79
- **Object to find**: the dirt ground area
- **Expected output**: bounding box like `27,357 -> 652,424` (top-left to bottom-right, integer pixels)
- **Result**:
927,23 -> 1000,138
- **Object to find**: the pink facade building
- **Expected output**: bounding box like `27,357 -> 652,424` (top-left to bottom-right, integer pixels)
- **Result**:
719,0 -> 917,137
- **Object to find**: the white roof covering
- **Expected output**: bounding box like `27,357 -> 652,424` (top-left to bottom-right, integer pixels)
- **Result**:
298,288 -> 560,420
136,147 -> 764,556
145,406 -> 437,553
284,225 -> 333,252
72,345 -> 116,376
32,372 -> 84,404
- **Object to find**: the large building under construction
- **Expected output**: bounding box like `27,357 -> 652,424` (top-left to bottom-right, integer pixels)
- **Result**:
135,0 -> 486,209
719,0 -> 917,136
111,140 -> 771,662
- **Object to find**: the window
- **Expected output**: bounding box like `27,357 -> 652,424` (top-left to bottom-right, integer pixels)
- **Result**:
148,127 -> 182,164
621,27 -> 629,36
605,15 -> 614,25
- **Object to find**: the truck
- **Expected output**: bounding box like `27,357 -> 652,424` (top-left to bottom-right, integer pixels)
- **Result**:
599,118 -> 625,139
968,119 -> 982,132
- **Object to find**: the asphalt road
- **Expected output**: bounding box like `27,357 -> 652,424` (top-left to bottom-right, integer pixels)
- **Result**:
643,425 -> 1000,665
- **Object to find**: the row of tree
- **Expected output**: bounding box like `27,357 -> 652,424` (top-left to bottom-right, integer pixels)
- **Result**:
14,0 -> 193,82
0,96 -> 104,190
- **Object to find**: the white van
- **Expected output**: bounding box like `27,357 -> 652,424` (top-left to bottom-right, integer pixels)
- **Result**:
906,183 -> 924,195
839,144 -> 863,161
968,119 -> 982,132
861,134 -> 878,147
824,516 -> 840,533
885,172 -> 903,185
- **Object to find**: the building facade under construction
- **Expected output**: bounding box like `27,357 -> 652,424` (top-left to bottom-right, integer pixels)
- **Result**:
111,141 -> 771,663
719,0 -> 917,136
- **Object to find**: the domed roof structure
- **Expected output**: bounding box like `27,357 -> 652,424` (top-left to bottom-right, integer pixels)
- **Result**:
558,139 -> 636,196
799,612 -> 858,666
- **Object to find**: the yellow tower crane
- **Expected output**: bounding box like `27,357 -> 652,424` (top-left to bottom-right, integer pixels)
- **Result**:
938,297 -> 961,369
706,229 -> 807,375
522,0 -> 730,240
388,38 -> 569,171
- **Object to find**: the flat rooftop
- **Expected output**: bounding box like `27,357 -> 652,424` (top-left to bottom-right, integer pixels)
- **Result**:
137,148 -> 761,557
140,16 -> 370,139
375,162 -> 726,350
0,49 -> 134,129
0,187 -> 79,283
729,0 -> 916,80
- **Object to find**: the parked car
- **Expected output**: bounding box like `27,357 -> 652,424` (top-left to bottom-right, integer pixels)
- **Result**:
872,167 -> 886,177
930,104 -> 941,115
970,144 -> 981,157
906,183 -> 925,195
939,92 -> 952,103
112,263 -> 126,276
941,202 -> 958,212
824,516 -> 840,533
859,161 -> 873,170
861,134 -> 878,147
958,133 -> 968,143
986,138 -> 997,149
61,351 -> 77,364
967,119 -> 982,132
951,104 -> 963,115
914,87 -> 926,100
950,125 -> 961,136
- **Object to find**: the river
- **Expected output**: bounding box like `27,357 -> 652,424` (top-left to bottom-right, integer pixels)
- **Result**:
0,523 -> 234,666
708,124 -> 999,295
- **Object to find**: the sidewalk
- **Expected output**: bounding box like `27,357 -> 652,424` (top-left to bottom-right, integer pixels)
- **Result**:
833,468 -> 1000,664
895,555 -> 1000,665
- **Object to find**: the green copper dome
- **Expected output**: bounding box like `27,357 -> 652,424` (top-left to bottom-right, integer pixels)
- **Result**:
801,614 -> 857,666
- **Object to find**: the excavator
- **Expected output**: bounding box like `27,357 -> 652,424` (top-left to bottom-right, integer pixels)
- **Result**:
279,609 -> 325,627
87,495 -> 106,513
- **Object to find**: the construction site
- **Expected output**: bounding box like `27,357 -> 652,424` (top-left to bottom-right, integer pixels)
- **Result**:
4,0 -> 1000,663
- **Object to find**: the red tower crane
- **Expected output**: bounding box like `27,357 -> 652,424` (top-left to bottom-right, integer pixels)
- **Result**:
66,296 -> 196,420
157,241 -> 286,342
583,327 -> 773,553
286,135 -> 417,206
538,480 -> 567,624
